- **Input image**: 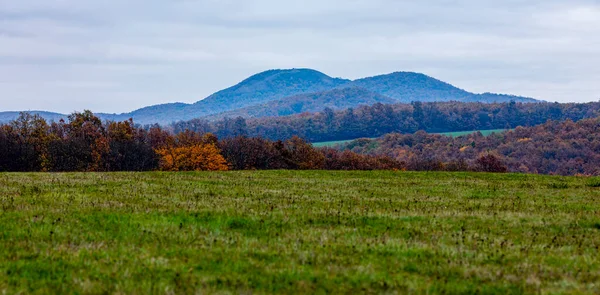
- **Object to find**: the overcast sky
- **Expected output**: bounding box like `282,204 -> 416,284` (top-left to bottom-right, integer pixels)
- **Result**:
1,0 -> 599,114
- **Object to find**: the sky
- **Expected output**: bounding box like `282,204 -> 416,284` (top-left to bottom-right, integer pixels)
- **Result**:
0,0 -> 599,114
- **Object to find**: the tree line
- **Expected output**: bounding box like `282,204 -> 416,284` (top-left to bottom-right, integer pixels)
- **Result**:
0,112 -> 403,172
172,101 -> 600,142
3,105 -> 600,175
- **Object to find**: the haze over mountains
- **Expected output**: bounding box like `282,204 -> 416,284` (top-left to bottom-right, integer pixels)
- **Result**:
0,69 -> 540,125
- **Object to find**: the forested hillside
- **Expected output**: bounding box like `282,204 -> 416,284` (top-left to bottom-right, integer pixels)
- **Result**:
172,101 -> 600,142
338,118 -> 600,175
204,87 -> 396,120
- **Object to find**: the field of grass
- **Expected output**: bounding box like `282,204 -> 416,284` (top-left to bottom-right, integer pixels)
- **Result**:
312,139 -> 362,147
1,171 -> 599,294
436,128 -> 508,138
312,129 -> 509,147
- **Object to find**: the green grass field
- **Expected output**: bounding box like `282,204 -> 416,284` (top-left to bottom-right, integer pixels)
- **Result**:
1,171 -> 599,294
436,128 -> 508,138
312,129 -> 509,147
312,139 -> 362,147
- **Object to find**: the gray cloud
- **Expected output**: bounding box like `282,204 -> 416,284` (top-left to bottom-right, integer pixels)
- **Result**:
0,0 -> 598,113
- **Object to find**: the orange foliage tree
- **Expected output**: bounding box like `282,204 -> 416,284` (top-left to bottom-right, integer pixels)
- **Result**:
155,133 -> 229,171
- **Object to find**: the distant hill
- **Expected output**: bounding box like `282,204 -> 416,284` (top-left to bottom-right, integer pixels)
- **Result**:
120,69 -> 351,124
192,69 -> 350,111
346,72 -> 537,103
0,111 -> 67,124
463,92 -> 539,103
205,87 -> 396,120
0,69 -> 541,125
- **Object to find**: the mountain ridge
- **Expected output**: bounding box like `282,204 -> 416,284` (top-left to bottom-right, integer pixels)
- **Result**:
0,69 -> 541,124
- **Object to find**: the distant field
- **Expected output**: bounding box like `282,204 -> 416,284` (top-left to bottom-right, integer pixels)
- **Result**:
437,128 -> 509,137
1,171 -> 599,294
312,129 -> 509,147
312,139 -> 363,147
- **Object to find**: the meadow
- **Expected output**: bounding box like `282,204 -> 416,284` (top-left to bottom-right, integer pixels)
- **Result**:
0,171 -> 599,294
436,129 -> 509,138
312,129 -> 508,147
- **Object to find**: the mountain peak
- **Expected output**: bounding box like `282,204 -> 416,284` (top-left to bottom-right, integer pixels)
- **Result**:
238,68 -> 343,85
349,71 -> 469,102
358,71 -> 435,80
193,68 -> 350,108
382,71 -> 429,77
256,68 -> 328,75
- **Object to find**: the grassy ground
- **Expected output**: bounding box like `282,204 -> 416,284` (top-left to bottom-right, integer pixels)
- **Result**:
436,129 -> 508,138
312,139 -> 363,147
312,129 -> 509,147
0,171 -> 599,294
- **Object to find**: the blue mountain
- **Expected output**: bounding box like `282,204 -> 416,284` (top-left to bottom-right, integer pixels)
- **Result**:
0,69 -> 540,125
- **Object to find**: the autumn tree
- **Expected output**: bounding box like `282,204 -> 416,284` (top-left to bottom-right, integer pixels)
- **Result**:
475,154 -> 508,173
106,119 -> 158,171
282,136 -> 325,169
155,133 -> 229,171
219,136 -> 284,170
0,113 -> 51,171
0,125 -> 22,172
47,111 -> 109,171
321,148 -> 404,170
